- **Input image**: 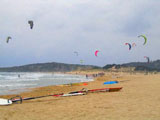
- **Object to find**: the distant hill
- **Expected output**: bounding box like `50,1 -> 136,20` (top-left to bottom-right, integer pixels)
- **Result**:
103,60 -> 160,72
0,62 -> 101,72
1,60 -> 160,72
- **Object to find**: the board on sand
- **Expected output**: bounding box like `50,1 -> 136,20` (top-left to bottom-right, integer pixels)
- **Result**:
0,92 -> 85,106
103,81 -> 118,85
88,87 -> 122,92
0,98 -> 12,106
61,93 -> 84,97
69,87 -> 123,94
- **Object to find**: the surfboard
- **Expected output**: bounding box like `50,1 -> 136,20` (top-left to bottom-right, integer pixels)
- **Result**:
103,81 -> 118,85
0,98 -> 12,106
61,93 -> 84,97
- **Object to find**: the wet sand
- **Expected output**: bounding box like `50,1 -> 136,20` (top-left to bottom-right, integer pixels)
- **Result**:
0,71 -> 160,120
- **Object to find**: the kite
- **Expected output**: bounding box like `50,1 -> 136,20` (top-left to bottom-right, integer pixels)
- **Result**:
144,56 -> 150,63
80,60 -> 84,64
138,35 -> 147,45
95,50 -> 100,57
6,36 -> 12,43
28,20 -> 34,29
125,43 -> 132,50
132,43 -> 136,47
74,51 -> 78,56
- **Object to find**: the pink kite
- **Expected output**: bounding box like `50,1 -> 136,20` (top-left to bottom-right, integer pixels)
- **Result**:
95,50 -> 100,57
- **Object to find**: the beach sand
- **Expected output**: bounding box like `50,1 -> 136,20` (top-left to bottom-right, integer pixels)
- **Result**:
0,71 -> 160,120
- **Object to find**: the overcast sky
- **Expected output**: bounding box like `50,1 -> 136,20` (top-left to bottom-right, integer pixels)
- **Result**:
0,0 -> 160,67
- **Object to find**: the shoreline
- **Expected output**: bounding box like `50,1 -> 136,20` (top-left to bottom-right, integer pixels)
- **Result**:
0,72 -> 94,97
0,71 -> 102,99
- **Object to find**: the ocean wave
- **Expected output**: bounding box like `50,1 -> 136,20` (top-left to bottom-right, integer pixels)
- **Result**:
0,83 -> 37,88
0,72 -> 93,95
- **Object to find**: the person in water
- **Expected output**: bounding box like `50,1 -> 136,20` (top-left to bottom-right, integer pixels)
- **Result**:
18,74 -> 20,78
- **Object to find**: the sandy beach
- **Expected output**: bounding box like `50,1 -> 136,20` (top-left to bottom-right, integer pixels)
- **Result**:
0,71 -> 160,120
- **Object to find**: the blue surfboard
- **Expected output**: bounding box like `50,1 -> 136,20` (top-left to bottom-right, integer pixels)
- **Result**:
103,81 -> 118,85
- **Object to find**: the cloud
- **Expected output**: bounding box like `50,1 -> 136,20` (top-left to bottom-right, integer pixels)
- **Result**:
0,0 -> 160,67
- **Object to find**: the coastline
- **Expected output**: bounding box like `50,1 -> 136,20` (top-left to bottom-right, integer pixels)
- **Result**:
0,72 -> 93,97
0,70 -> 108,100
0,71 -> 160,120
0,71 -> 100,99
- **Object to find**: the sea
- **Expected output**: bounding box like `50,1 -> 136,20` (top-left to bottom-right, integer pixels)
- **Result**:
0,72 -> 93,95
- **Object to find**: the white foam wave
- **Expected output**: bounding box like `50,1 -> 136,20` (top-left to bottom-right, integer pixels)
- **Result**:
0,72 -> 93,95
0,83 -> 37,88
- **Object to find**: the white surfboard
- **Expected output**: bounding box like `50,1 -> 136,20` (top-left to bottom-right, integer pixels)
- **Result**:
61,93 -> 84,97
0,98 -> 12,106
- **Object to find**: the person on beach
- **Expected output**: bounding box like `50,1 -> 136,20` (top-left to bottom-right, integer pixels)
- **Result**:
86,74 -> 88,79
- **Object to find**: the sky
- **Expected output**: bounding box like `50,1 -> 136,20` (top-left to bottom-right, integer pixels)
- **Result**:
0,0 -> 160,67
